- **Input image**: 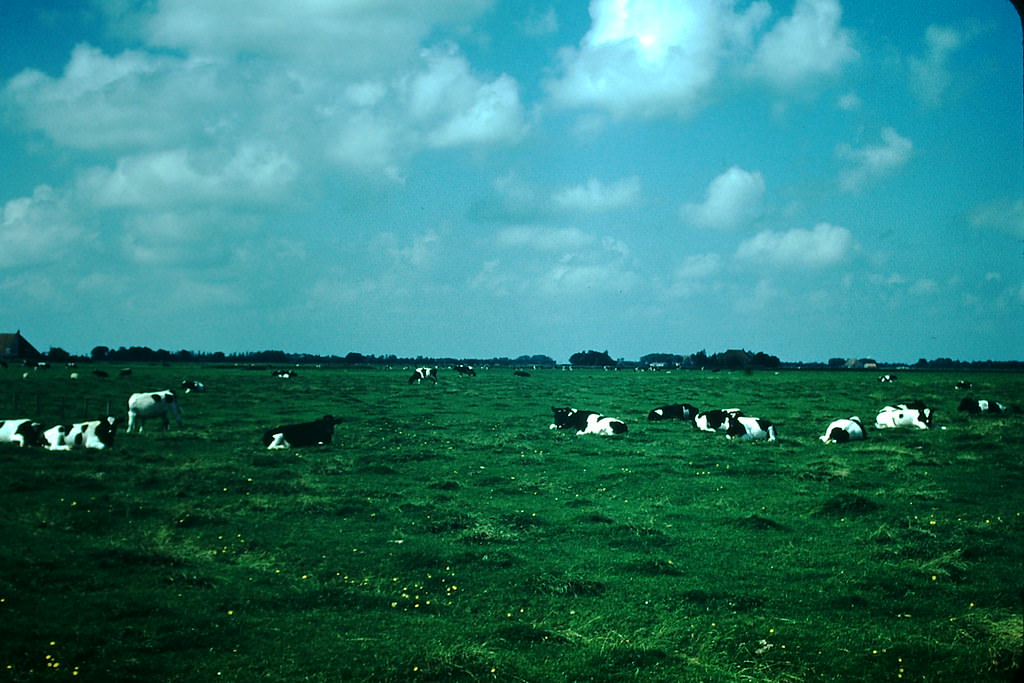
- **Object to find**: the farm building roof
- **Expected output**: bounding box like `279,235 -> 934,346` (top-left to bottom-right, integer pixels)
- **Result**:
0,330 -> 42,359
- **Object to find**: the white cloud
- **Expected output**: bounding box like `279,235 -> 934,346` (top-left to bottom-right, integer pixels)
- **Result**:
837,127 -> 912,192
1,186 -> 87,268
552,176 -> 641,212
77,146 -> 299,208
496,226 -> 594,251
735,222 -> 854,268
144,0 -> 490,74
747,0 -> 858,88
675,253 -> 723,281
681,166 -> 765,230
545,0 -> 770,118
908,25 -> 962,106
969,197 -> 1024,238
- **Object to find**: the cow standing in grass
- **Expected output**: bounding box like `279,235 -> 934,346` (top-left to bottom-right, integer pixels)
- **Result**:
127,390 -> 183,432
409,367 -> 437,384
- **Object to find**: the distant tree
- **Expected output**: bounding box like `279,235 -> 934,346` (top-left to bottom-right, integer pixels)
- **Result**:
569,350 -> 615,367
46,347 -> 72,362
828,358 -> 847,369
515,354 -> 556,366
91,346 -> 110,361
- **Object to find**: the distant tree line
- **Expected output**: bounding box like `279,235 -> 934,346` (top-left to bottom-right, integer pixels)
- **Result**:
31,345 -> 1023,369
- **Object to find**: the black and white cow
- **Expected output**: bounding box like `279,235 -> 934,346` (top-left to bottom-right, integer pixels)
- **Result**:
262,415 -> 342,449
954,380 -> 974,390
878,374 -> 897,383
694,409 -> 743,432
0,419 -> 44,447
957,397 -> 1007,415
875,403 -> 933,429
43,417 -> 118,451
271,369 -> 298,378
408,367 -> 438,384
647,403 -> 699,421
549,407 -> 627,435
820,417 -> 865,444
513,370 -> 531,377
454,365 -> 476,376
127,390 -> 183,432
724,415 -> 777,441
181,379 -> 206,393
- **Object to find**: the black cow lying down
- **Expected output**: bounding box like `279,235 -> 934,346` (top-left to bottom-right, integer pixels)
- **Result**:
263,415 -> 342,449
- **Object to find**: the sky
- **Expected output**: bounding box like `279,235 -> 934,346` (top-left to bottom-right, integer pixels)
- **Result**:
1,0 -> 1022,364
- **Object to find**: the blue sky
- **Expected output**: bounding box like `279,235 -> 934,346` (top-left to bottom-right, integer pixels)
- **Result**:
2,1 -> 1021,363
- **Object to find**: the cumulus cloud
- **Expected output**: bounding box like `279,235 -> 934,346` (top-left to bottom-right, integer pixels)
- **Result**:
77,146 -> 299,208
552,176 -> 641,212
735,222 -> 854,268
144,0 -> 490,74
681,166 -> 765,230
747,0 -> 858,88
908,25 -> 963,106
837,127 -> 912,192
545,0 -> 770,118
408,45 -> 527,148
0,186 -> 85,268
481,225 -> 639,297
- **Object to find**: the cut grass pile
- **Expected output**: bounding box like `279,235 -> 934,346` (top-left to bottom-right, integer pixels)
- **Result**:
1,365 -> 1021,681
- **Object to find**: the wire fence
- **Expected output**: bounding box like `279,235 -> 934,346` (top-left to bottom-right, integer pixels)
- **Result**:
1,392 -> 116,423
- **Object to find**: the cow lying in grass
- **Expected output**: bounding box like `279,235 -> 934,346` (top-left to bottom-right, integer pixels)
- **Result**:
820,417 -> 865,443
549,407 -> 627,435
957,397 -> 1007,415
724,415 -> 777,441
875,403 -> 933,429
0,419 -> 44,447
694,409 -> 743,432
43,417 -> 119,451
647,403 -> 699,421
263,415 -> 343,449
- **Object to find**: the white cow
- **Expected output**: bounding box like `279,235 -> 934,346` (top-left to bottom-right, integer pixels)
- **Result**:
0,419 -> 43,447
43,417 -> 118,451
875,403 -> 933,430
820,417 -> 865,443
127,390 -> 183,432
724,415 -> 777,441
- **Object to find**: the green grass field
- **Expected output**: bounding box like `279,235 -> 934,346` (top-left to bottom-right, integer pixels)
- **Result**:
1,365 -> 1021,682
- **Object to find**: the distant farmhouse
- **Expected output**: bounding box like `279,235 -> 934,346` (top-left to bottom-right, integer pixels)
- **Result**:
0,330 -> 42,362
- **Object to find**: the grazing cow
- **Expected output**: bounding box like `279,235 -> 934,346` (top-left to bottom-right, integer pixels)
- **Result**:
820,417 -> 865,444
878,374 -> 897,383
271,369 -> 298,378
957,397 -> 1007,415
694,409 -> 743,432
408,367 -> 438,384
549,407 -> 627,435
454,365 -> 476,377
875,403 -> 933,429
954,381 -> 974,390
647,403 -> 699,421
119,368 -> 132,377
724,415 -> 777,441
0,419 -> 44,447
127,390 -> 183,432
181,379 -> 206,393
262,415 -> 343,449
514,370 -> 531,377
43,417 -> 118,451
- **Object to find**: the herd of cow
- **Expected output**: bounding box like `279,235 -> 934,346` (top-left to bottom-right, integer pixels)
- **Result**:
0,368 -> 1014,453
548,377 -> 1011,443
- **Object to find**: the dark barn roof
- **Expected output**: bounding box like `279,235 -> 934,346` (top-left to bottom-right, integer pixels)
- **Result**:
0,331 -> 42,360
